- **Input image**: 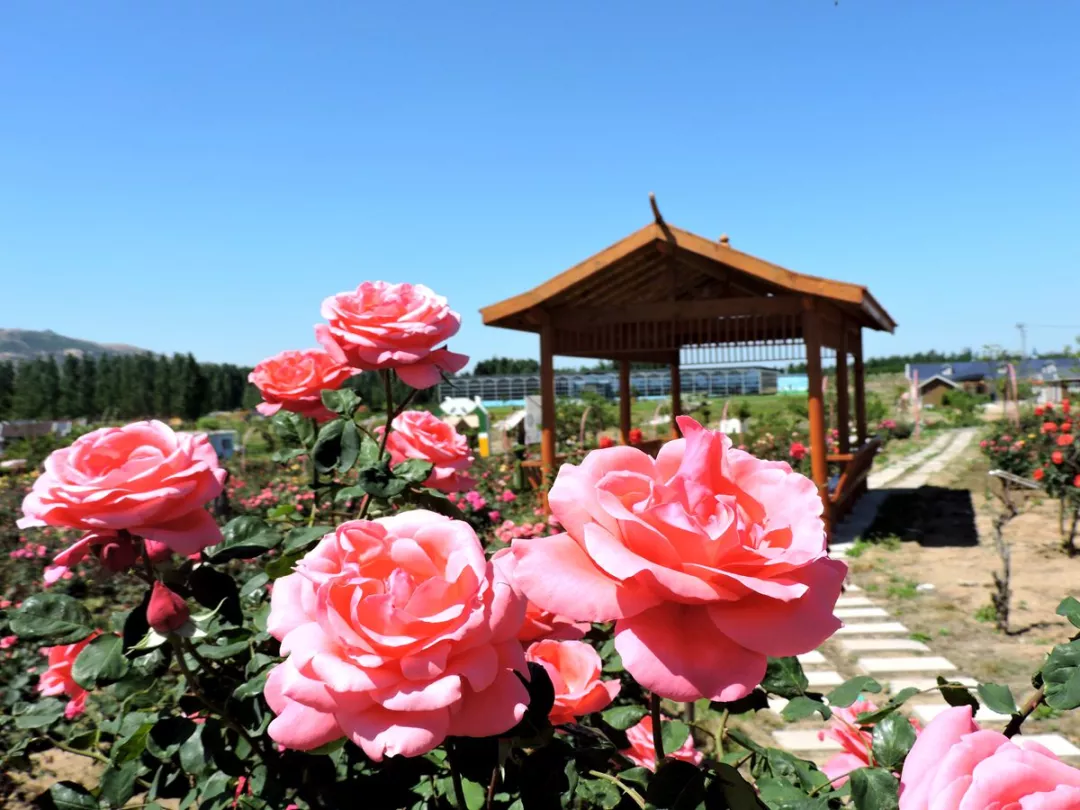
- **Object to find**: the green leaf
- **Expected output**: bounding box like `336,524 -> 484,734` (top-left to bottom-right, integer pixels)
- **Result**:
147,716 -> 197,760
977,683 -> 1019,715
762,749 -> 831,793
265,549 -> 305,579
271,448 -> 306,464
313,419 -> 346,474
937,676 -> 979,710
282,525 -> 333,554
100,761 -> 139,808
178,724 -> 208,775
333,485 -> 367,504
762,656 -> 809,698
601,705 -> 647,730
270,411 -> 314,447
112,722 -> 154,764
232,671 -> 269,700
189,565 -> 242,625
15,698 -> 65,729
72,633 -> 129,688
394,458 -> 435,484
871,713 -> 918,771
9,593 -> 94,644
1058,596 -> 1080,629
46,782 -> 99,810
320,388 -> 361,417
358,433 -> 384,467
575,778 -> 622,810
647,759 -> 705,809
708,762 -> 769,809
661,719 -> 691,756
1043,640 -> 1080,710
358,460 -> 408,499
337,421 -> 361,473
827,676 -> 883,708
204,516 -> 282,563
461,778 -> 486,810
856,688 -> 920,724
782,696 -> 831,722
849,768 -> 899,810
756,777 -> 826,809
239,572 -> 270,598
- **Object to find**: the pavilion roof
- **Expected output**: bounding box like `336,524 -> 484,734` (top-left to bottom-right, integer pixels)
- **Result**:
481,221 -> 896,335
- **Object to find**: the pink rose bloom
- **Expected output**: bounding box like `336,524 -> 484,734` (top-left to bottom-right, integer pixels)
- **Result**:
18,421 -> 227,556
526,640 -> 620,726
248,349 -> 353,421
819,700 -> 920,786
622,715 -> 702,772
264,511 -> 529,760
38,631 -> 100,719
900,705 -> 1080,809
511,416 -> 845,702
315,281 -> 468,389
514,589 -> 591,643
382,410 -> 476,493
500,490 -> 517,503
0,635 -> 16,649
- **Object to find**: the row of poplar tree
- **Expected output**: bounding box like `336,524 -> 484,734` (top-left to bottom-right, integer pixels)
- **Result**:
0,353 -> 440,423
0,354 -> 256,422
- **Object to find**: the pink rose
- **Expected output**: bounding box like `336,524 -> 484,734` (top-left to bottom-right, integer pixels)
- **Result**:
248,349 -> 353,421
382,411 -> 476,493
18,421 -> 227,556
264,511 -> 529,760
525,640 -> 620,725
38,631 -> 100,719
147,582 -> 191,634
511,416 -> 845,702
621,715 -> 702,772
0,636 -> 16,649
516,597 -> 590,644
900,706 -> 1080,808
315,281 -> 468,389
819,700 -> 921,786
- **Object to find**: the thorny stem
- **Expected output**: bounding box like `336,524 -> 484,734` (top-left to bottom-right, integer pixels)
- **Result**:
309,418 -> 320,527
1004,686 -> 1046,738
650,692 -> 665,761
486,765 -> 499,810
49,738 -> 109,765
716,710 -> 729,756
358,371 -> 417,520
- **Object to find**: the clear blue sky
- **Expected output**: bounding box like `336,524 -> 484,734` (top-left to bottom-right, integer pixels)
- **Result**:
2,2 -> 1078,368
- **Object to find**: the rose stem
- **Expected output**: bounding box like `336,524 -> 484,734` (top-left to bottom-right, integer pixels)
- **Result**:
650,692 -> 666,761
1003,685 -> 1046,738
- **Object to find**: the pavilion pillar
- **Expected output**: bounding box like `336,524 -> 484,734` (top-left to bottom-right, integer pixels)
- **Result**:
853,329 -> 867,446
619,359 -> 632,444
669,353 -> 682,438
803,304 -> 830,531
836,325 -> 851,454
539,317 -> 557,486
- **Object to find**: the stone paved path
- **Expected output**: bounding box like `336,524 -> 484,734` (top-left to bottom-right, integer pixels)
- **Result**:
765,427 -> 1080,762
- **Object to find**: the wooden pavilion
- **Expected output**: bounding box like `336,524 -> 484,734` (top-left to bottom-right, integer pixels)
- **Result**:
480,201 -> 896,534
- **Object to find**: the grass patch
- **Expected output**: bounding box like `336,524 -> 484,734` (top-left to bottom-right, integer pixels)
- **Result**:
886,576 -> 919,599
909,632 -> 932,643
974,604 -> 998,624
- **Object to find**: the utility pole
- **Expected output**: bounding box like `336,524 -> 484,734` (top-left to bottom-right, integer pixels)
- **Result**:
1016,323 -> 1027,359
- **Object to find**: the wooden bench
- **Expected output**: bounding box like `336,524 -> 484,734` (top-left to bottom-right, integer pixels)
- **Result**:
826,438 -> 882,527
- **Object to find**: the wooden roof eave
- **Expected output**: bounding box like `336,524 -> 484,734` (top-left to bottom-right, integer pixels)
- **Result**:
481,221 -> 896,334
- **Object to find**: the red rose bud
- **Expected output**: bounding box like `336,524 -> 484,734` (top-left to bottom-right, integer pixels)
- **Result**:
143,540 -> 172,564
147,582 -> 190,634
95,536 -> 139,572
598,436 -> 615,449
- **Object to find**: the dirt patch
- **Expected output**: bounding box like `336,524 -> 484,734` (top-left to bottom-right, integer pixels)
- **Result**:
3,750 -> 102,810
846,457 -> 1080,741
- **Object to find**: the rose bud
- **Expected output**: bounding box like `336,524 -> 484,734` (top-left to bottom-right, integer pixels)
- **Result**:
96,536 -> 139,572
143,539 -> 172,564
147,582 -> 190,634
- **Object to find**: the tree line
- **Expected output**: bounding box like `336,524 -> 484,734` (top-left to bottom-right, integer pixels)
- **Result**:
0,353 -> 440,423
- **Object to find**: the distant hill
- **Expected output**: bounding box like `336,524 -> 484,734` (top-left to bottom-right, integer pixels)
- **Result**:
0,329 -> 149,361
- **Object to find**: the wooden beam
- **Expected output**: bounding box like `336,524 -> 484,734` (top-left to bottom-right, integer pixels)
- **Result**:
836,323 -> 850,454
803,302 -> 830,536
539,315 -> 557,492
550,296 -> 803,329
619,359 -> 632,445
853,328 -> 867,446
670,354 -> 682,439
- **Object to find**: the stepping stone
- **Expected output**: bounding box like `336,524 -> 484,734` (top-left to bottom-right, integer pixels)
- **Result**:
797,651 -> 828,665
858,656 -> 957,674
772,730 -> 841,752
888,677 -> 977,693
845,583 -> 862,592
806,670 -> 845,687
768,697 -> 789,714
1021,735 -> 1080,757
836,596 -> 875,608
913,703 -> 1011,723
834,622 -> 909,635
835,607 -> 890,619
839,639 -> 931,653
